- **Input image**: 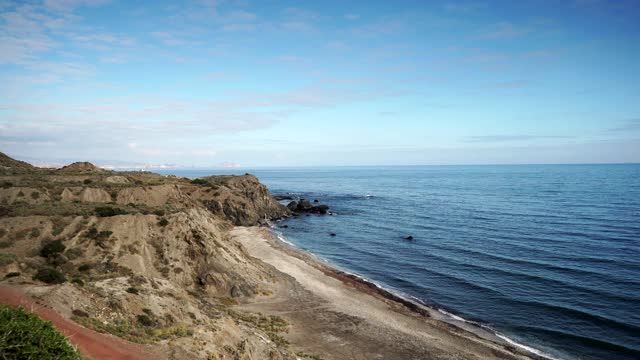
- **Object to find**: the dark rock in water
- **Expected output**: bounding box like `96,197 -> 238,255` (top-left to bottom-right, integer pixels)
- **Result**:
313,199 -> 319,203
298,199 -> 313,210
287,201 -> 298,211
330,233 -> 336,236
287,199 -> 331,215
310,205 -> 329,214
279,225 -> 288,228
404,236 -> 414,240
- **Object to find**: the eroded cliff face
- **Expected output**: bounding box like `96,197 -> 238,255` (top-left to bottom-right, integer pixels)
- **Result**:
0,154 -> 298,359
195,175 -> 291,226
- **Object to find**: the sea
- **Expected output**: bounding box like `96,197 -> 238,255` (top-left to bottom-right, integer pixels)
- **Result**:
158,164 -> 640,360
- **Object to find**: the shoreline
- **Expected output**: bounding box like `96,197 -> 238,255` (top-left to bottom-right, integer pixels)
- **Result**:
233,226 -> 550,360
269,228 -> 555,360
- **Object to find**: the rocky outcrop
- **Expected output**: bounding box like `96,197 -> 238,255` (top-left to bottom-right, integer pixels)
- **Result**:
287,199 -> 330,214
195,174 -> 290,226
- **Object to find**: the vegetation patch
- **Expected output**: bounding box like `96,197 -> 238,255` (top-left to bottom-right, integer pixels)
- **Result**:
223,309 -> 290,347
94,206 -> 127,217
78,264 -> 91,272
0,304 -> 81,359
190,178 -> 209,186
157,218 -> 169,227
40,240 -> 65,258
0,253 -> 15,266
72,315 -> 192,344
30,227 -> 40,238
33,267 -> 66,284
126,287 -> 139,295
152,209 -> 165,216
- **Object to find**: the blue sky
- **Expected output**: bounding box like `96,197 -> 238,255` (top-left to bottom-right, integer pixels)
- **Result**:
1,0 -> 639,167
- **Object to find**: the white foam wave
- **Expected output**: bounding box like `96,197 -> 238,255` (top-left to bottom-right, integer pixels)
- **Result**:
494,333 -> 558,360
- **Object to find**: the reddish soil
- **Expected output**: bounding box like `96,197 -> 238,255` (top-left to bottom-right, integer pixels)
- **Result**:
0,285 -> 167,360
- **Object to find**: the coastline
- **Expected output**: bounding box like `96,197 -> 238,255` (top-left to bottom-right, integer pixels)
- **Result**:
232,226 -> 550,360
270,230 -> 557,360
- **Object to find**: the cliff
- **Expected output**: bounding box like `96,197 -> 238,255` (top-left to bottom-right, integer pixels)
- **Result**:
0,154 -> 297,359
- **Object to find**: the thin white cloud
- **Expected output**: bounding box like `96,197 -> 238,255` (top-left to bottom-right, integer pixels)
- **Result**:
43,0 -> 110,12
480,22 -> 531,39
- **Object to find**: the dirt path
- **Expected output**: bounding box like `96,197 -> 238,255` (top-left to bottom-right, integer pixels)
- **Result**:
0,285 -> 167,360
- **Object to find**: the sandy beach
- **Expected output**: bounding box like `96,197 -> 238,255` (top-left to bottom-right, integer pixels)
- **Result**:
232,226 -> 543,360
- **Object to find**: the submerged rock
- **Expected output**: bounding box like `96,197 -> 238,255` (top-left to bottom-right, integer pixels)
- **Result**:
404,236 -> 414,240
287,199 -> 330,215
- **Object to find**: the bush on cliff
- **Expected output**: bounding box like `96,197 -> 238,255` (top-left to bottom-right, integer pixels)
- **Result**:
40,240 -> 65,258
33,267 -> 66,284
94,206 -> 127,217
0,304 -> 80,359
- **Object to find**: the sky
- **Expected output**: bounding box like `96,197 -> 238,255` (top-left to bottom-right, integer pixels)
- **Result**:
1,0 -> 639,167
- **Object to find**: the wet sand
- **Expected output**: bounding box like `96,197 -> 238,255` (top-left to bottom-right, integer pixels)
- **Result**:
232,226 -> 544,360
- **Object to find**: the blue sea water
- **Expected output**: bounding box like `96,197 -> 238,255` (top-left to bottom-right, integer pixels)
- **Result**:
160,165 -> 640,360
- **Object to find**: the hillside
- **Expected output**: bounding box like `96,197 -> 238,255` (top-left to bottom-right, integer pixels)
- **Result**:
0,154 -> 297,359
0,152 -> 36,173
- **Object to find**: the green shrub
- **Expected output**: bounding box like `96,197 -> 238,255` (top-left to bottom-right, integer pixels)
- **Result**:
1,181 -> 12,189
126,287 -> 139,295
190,178 -> 209,186
86,228 -> 112,240
83,179 -> 92,185
71,278 -> 84,286
158,218 -> 169,227
31,191 -> 40,200
40,240 -> 65,258
152,209 -> 165,216
86,227 -> 98,238
33,268 -> 66,284
94,206 -> 126,217
0,241 -> 10,249
137,314 -> 154,326
0,304 -> 80,359
78,264 -> 91,272
30,228 -> 40,238
0,253 -> 15,266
